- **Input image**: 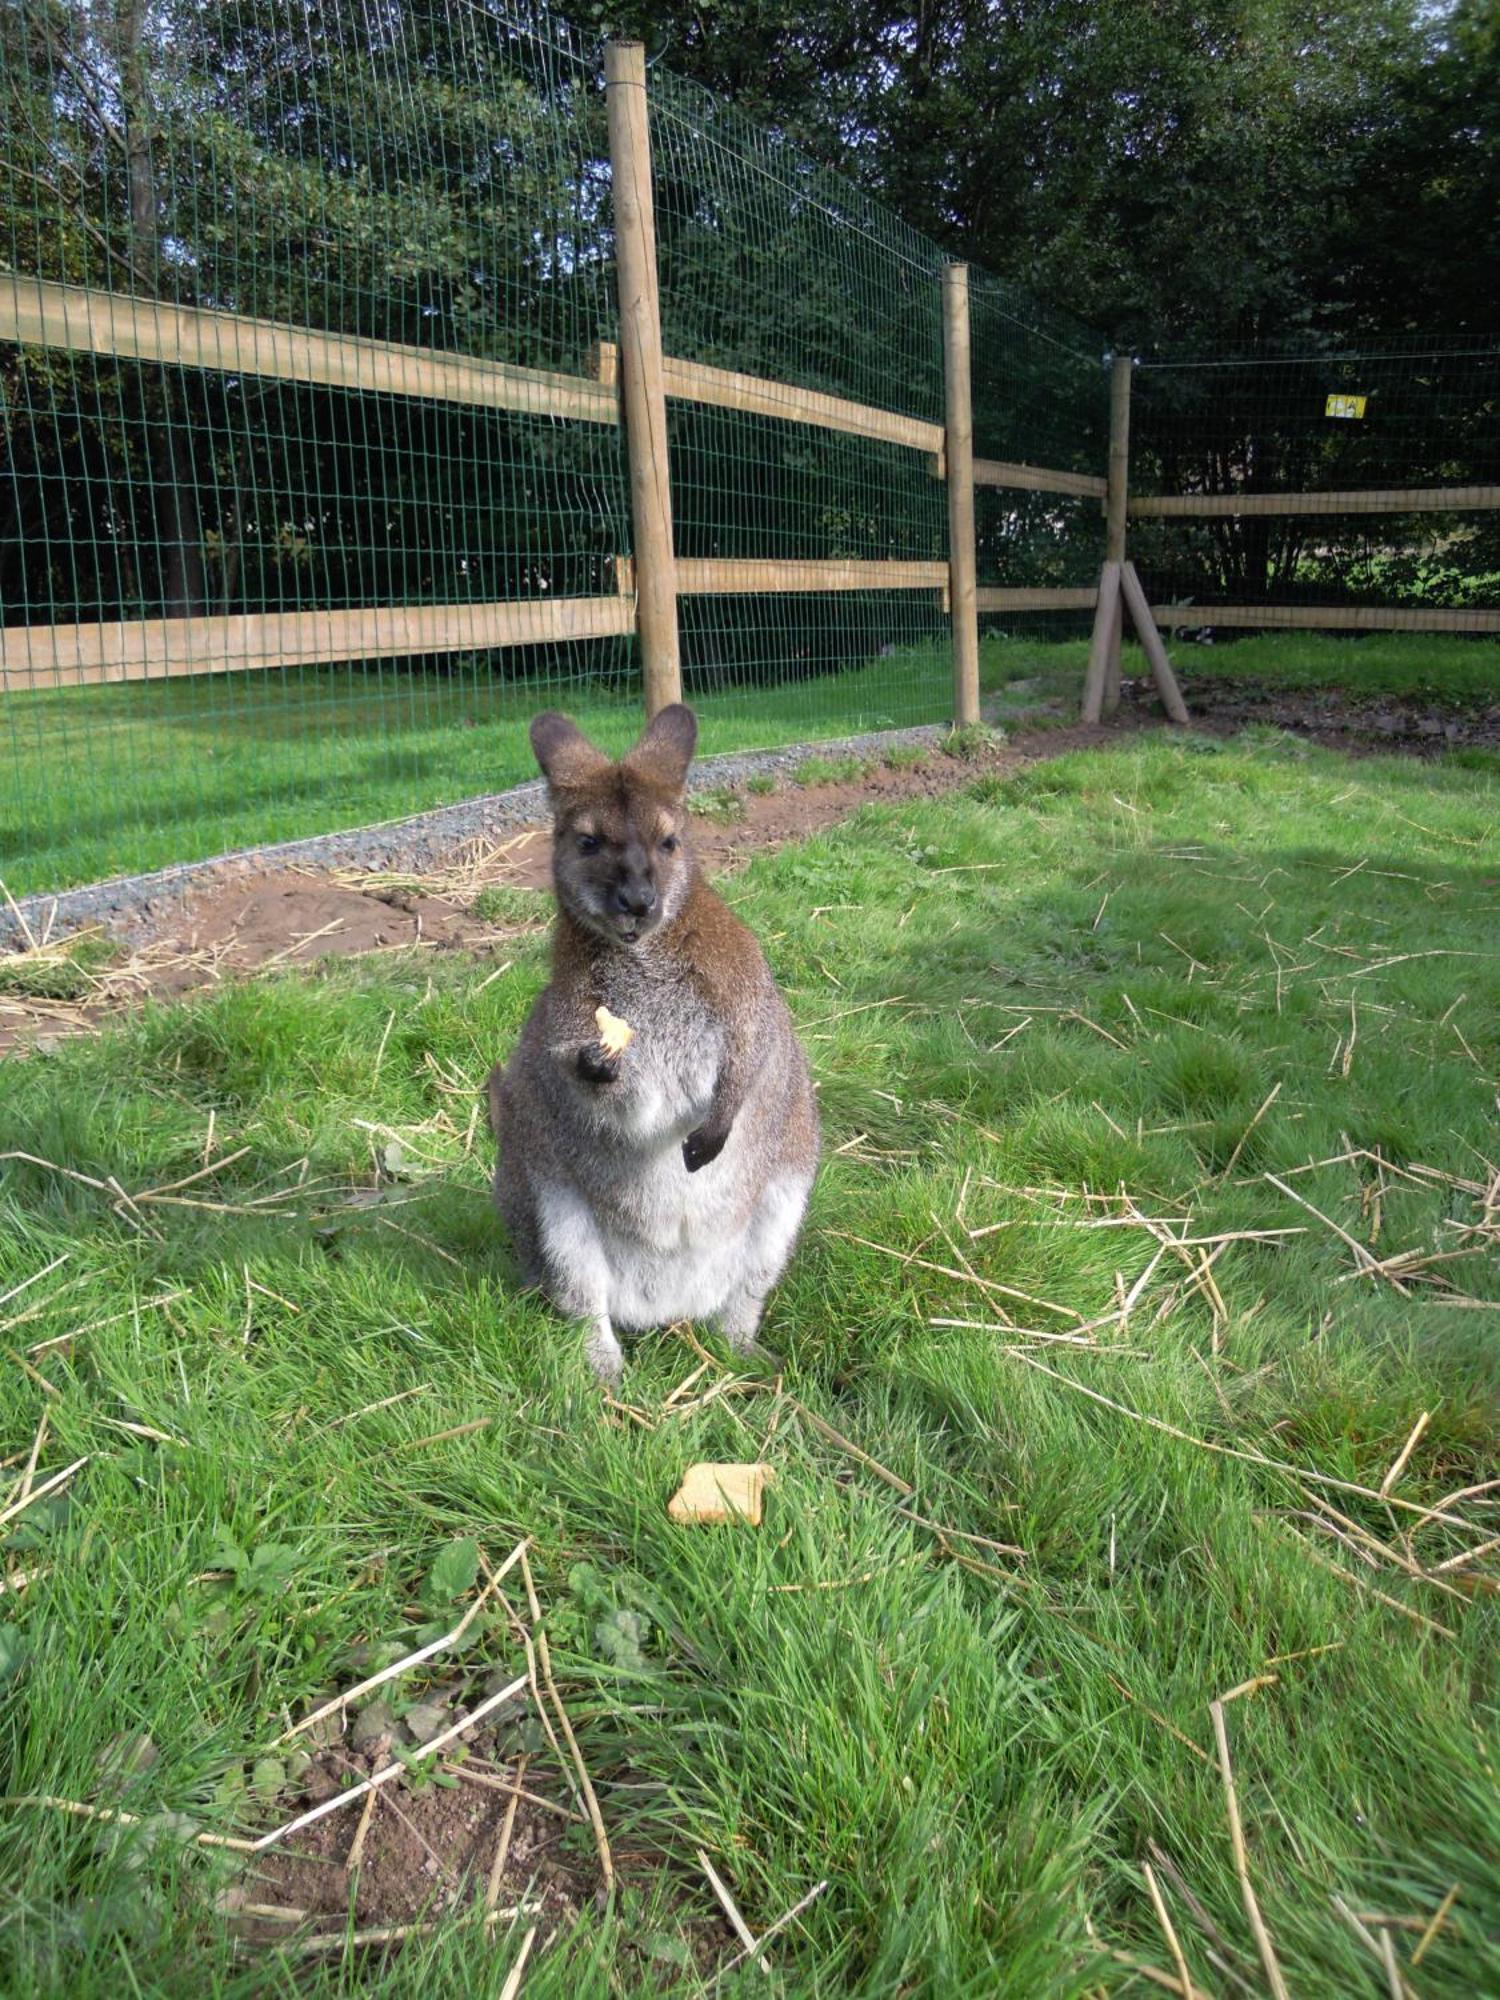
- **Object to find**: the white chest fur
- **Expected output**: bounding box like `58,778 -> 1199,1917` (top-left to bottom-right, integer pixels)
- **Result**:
605,1036 -> 716,1149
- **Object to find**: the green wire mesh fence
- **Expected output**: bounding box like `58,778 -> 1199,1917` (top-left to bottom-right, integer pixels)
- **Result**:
2,0 -> 636,893
1131,341 -> 1500,632
647,68 -> 952,729
5,4 -> 1493,901
969,273 -> 1110,646
1,1 -> 1113,897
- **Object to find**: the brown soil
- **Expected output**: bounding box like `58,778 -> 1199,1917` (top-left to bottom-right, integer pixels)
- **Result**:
11,680 -> 1496,1054
4,728 -> 1076,1055
1121,671 -> 1500,754
31,685 -> 1482,1058
234,1743 -> 733,1975
241,1748 -> 581,1938
155,728 -> 1057,969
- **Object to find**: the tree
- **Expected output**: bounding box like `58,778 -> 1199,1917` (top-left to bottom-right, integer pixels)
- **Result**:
594,0 -> 1496,350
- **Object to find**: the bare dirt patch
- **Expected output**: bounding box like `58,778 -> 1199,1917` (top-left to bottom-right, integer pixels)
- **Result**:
229,1747 -> 734,1977
1121,670 -> 1500,755
240,1748 -> 579,1938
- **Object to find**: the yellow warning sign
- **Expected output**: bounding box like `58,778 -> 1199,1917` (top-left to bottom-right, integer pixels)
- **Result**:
1325,394 -> 1368,420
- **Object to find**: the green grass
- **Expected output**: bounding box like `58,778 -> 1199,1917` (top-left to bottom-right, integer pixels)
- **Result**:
0,932 -> 118,1001
981,630 -> 1500,707
470,883 -> 549,928
1,642 -> 961,899
938,722 -> 1006,761
6,632 -> 1496,899
792,755 -> 871,786
687,786 -> 748,824
1163,630 -> 1500,701
3,737 -> 1499,1996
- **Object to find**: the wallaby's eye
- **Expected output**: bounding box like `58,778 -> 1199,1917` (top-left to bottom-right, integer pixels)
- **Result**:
660,834 -> 679,853
577,833 -> 600,856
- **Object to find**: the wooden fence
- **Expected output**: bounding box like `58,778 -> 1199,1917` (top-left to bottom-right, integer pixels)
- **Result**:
1,39 -> 1495,716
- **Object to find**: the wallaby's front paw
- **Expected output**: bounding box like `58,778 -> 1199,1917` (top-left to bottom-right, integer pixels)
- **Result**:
682,1121 -> 730,1173
577,1040 -> 622,1085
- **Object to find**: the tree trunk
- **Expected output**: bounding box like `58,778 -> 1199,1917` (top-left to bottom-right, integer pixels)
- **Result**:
115,0 -> 206,618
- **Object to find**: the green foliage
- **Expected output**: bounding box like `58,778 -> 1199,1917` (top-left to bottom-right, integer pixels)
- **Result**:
0,1625 -> 28,1683
562,1563 -> 656,1674
1297,542 -> 1500,612
941,721 -> 1005,761
611,0 -> 1499,349
425,1538 -> 481,1606
0,0 -> 623,634
687,785 -> 747,823
210,1529 -> 299,1599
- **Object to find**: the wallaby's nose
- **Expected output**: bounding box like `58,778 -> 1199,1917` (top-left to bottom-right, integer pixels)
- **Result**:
614,880 -> 657,919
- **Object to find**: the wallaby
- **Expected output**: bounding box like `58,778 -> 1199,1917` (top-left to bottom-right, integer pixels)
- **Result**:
488,704 -> 819,1383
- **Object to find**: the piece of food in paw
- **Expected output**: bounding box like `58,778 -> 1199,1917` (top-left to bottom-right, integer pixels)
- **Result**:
594,1005 -> 635,1056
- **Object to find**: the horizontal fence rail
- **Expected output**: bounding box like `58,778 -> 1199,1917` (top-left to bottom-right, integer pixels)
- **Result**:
593,340 -> 944,456
1131,484 -> 1500,518
1150,603 -> 1500,633
595,339 -> 1104,492
0,600 -> 637,692
1129,344 -> 1500,663
976,586 -> 1101,612
0,276 -> 620,425
973,458 -> 1108,499
675,559 -> 949,595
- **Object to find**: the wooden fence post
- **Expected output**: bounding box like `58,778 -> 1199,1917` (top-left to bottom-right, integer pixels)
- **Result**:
1104,577 -> 1124,711
1101,352 -> 1132,712
942,263 -> 980,728
1081,561 -> 1121,723
605,40 -> 681,716
1120,561 -> 1189,724
1082,351 -> 1188,725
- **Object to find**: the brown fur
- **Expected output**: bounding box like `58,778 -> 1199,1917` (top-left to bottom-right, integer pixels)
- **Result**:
486,705 -> 820,1381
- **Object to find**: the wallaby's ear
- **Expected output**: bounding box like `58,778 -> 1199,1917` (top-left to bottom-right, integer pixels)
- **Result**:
625,703 -> 698,793
530,711 -> 609,793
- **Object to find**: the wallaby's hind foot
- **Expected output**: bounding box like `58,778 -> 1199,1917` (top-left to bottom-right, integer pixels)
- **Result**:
715,1289 -> 783,1370
716,1286 -> 767,1349
737,1335 -> 784,1372
585,1315 -> 624,1386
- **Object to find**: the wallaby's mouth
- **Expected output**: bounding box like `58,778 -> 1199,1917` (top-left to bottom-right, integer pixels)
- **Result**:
563,890 -> 663,947
595,906 -> 661,946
